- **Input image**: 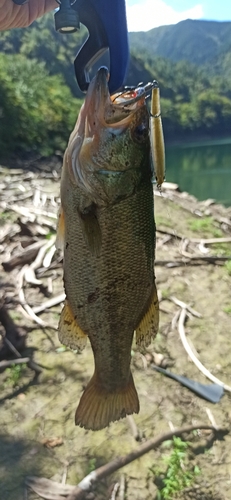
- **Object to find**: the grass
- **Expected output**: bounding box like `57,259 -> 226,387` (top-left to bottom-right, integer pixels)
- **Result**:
224,260 -> 231,276
156,215 -> 175,229
46,230 -> 56,239
213,243 -> 231,256
186,215 -> 231,254
223,305 -> 231,314
161,288 -> 171,300
9,310 -> 23,322
187,216 -> 222,237
0,210 -> 15,225
5,363 -> 27,387
150,436 -> 200,499
86,458 -> 96,475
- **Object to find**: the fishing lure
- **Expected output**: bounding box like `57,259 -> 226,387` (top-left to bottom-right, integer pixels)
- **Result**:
113,81 -> 166,188
150,82 -> 165,188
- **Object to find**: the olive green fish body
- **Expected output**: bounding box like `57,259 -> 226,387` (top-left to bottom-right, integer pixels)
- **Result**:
57,68 -> 159,430
62,167 -> 155,389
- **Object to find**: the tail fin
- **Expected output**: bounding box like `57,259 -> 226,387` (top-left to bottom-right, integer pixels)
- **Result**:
75,370 -> 139,431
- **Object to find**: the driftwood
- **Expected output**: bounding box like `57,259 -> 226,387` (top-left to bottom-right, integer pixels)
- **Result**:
25,476 -> 74,500
190,236 -> 231,244
178,307 -> 231,393
169,296 -> 202,318
126,415 -> 143,442
17,266 -> 57,329
2,336 -> 42,374
3,202 -> 58,220
2,239 -> 47,271
0,167 -> 61,362
156,228 -> 182,240
32,293 -> 65,314
155,255 -> 230,267
0,301 -> 26,359
0,357 -> 31,369
110,481 -> 120,500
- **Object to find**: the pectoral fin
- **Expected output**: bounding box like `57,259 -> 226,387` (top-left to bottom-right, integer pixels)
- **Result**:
58,301 -> 88,351
78,202 -> 102,256
136,284 -> 159,349
56,206 -> 65,250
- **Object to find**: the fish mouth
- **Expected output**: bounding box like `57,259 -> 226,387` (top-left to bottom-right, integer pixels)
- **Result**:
68,68 -> 156,187
83,67 -> 157,134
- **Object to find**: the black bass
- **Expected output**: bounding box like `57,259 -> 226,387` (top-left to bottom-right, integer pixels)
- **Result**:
57,68 -> 159,431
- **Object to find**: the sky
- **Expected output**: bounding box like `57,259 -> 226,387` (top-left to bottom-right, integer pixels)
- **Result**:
125,0 -> 231,32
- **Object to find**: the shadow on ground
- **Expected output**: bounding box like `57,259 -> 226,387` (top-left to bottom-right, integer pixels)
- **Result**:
0,433 -> 53,500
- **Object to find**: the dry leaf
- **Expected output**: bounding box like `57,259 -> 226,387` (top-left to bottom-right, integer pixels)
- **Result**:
41,437 -> 63,448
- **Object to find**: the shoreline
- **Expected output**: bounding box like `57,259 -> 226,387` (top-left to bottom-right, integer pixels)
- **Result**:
165,134 -> 231,149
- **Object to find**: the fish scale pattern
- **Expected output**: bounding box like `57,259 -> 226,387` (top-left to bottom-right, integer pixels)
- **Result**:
63,172 -> 156,391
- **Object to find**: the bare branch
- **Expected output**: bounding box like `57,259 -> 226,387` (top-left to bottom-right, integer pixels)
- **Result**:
2,240 -> 46,271
191,236 -> 231,244
17,266 -> 56,329
178,308 -> 231,393
32,293 -> 65,315
155,256 -> 230,267
26,425 -> 223,500
0,357 -> 30,369
25,476 -> 73,500
126,415 -> 142,441
170,296 -> 202,318
3,337 -> 42,374
66,424 -> 220,500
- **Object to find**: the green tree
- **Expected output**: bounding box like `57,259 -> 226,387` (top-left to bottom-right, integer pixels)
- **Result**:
0,53 -> 82,156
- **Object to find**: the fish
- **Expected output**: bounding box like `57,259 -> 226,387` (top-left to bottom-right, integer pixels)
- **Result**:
56,67 -> 159,431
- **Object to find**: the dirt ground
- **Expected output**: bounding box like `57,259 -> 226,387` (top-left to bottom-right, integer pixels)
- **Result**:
0,158 -> 231,500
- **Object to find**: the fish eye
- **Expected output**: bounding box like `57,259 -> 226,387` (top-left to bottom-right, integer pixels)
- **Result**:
133,123 -> 148,143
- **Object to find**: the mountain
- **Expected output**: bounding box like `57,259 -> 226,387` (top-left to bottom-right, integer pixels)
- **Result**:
128,19 -> 231,67
1,15 -> 231,156
1,17 -> 231,95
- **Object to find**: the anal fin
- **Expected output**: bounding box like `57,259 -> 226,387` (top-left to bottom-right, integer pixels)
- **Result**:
136,283 -> 159,349
75,370 -> 139,431
58,301 -> 88,351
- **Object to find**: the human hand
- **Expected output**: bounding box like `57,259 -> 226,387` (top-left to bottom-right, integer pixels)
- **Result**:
0,0 -> 57,30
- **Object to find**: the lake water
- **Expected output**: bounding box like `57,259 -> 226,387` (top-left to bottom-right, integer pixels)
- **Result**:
165,138 -> 231,207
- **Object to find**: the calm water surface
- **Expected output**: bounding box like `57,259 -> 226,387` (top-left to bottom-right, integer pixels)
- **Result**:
165,138 -> 231,207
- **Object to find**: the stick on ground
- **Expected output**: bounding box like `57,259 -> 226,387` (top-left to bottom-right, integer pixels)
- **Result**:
66,424 -> 219,500
178,307 -> 231,393
26,424 -> 221,500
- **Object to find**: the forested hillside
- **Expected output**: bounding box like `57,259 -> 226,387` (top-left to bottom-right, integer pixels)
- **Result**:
1,15 -> 231,157
129,19 -> 231,67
